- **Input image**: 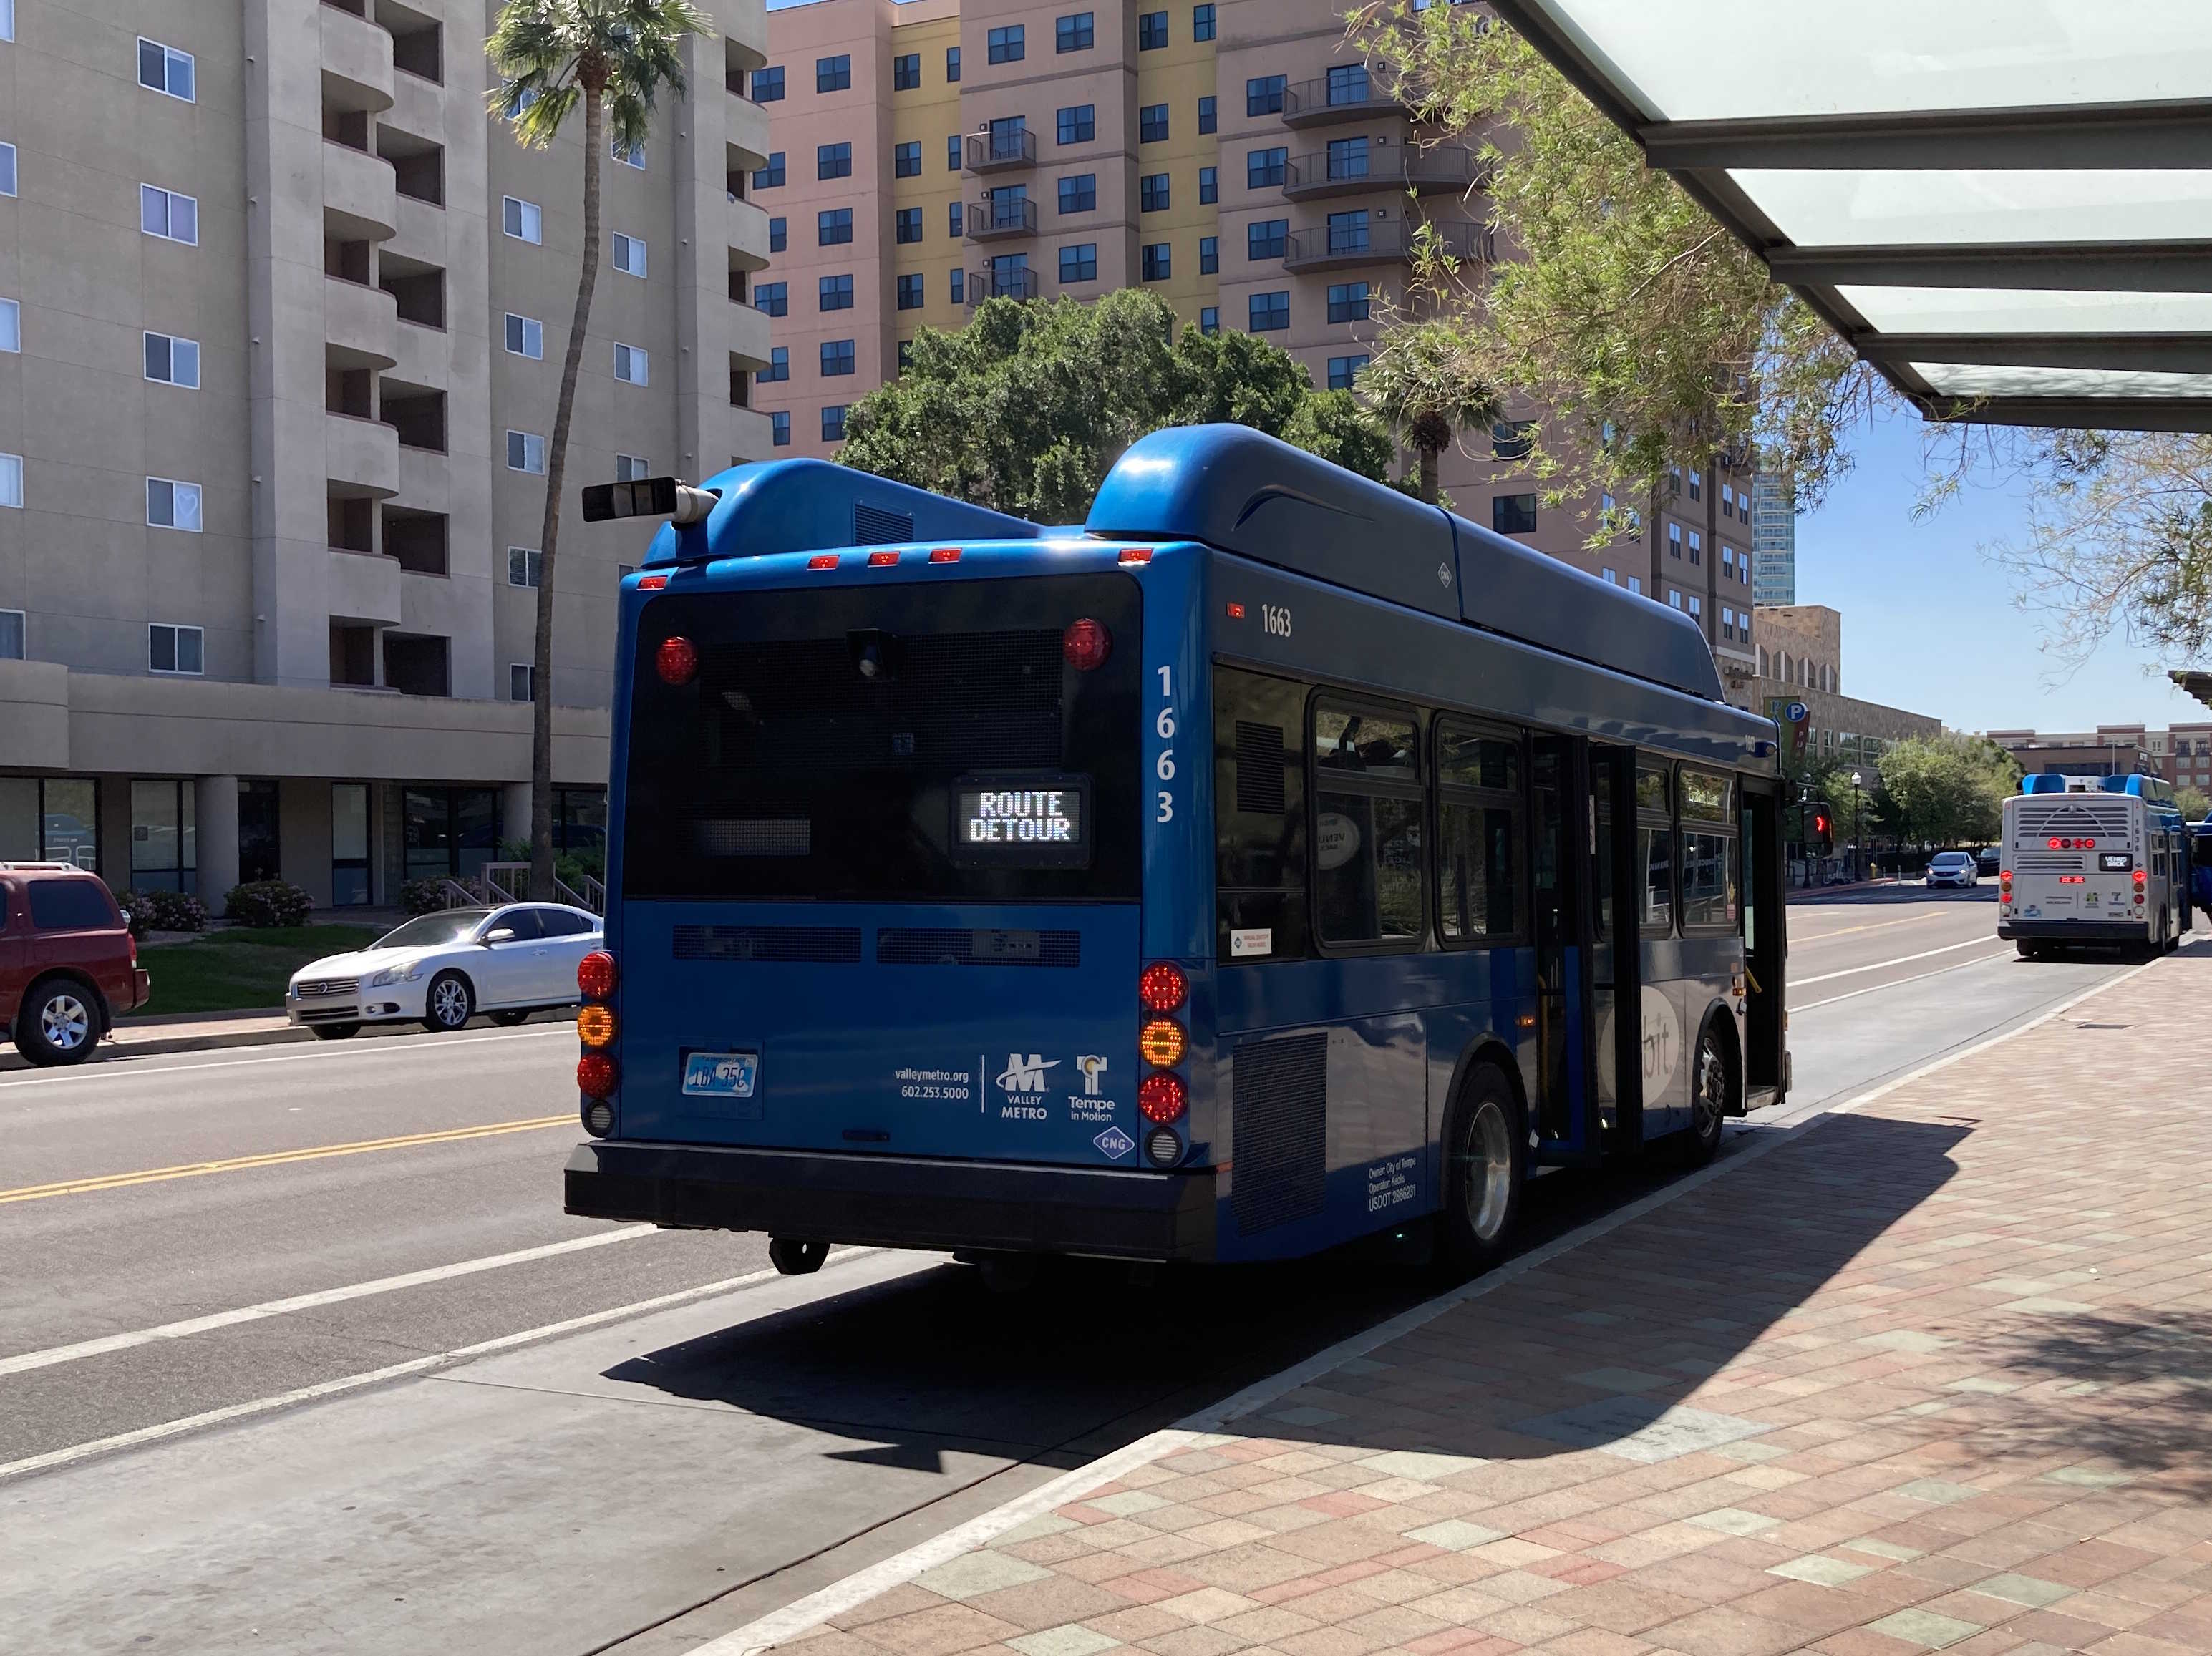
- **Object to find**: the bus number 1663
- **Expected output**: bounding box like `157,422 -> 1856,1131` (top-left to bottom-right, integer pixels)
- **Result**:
1261,603 -> 1292,638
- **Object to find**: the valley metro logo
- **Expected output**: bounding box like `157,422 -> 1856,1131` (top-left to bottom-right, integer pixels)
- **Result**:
996,1053 -> 1061,1092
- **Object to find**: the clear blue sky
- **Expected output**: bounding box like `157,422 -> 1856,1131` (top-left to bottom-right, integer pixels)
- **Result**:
1795,410 -> 2205,735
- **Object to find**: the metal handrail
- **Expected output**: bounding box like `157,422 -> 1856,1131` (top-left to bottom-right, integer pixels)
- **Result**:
967,195 -> 1038,237
965,127 -> 1037,170
966,266 -> 1041,305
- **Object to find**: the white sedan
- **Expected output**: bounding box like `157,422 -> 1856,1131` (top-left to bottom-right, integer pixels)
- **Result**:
287,904 -> 603,1039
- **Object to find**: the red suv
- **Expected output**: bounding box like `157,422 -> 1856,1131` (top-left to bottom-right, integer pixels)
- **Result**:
0,864 -> 149,1066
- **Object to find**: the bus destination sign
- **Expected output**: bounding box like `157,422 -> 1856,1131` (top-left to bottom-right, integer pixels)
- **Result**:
952,776 -> 1091,868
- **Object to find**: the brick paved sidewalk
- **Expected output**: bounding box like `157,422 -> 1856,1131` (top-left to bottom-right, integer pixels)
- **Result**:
772,951 -> 2212,1656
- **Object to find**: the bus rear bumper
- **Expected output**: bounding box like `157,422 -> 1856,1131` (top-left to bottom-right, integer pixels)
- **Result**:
565,1139 -> 1218,1262
1997,918 -> 2145,943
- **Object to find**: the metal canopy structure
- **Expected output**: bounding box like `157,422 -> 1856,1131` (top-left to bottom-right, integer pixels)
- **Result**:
1484,1 -> 2212,432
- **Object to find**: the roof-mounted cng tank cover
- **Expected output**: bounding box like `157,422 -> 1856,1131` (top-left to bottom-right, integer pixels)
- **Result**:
581,476 -> 718,526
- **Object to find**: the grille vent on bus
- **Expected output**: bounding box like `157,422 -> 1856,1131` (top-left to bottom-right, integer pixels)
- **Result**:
1236,721 -> 1287,814
876,927 -> 1080,967
853,503 -> 915,546
2015,852 -> 2084,873
673,925 -> 863,963
1231,1032 -> 1328,1236
2017,802 -> 2130,837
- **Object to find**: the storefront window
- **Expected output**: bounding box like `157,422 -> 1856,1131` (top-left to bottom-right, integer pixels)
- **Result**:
553,786 -> 608,877
332,783 -> 370,905
404,786 -> 501,884
131,779 -> 198,892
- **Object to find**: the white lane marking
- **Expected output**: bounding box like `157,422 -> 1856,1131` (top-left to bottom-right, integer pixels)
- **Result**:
0,1248 -> 883,1485
1795,949 -> 2019,1012
699,954 -> 2165,1656
0,1225 -> 655,1378
1792,934 -> 1998,986
0,1024 -> 570,1089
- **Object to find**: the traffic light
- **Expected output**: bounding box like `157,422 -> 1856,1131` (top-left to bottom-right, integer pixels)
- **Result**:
1813,810 -> 1833,853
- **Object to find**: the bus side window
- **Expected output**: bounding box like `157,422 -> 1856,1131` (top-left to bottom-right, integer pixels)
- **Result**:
1636,764 -> 1674,935
1311,697 -> 1425,948
1435,719 -> 1524,945
1679,769 -> 1737,928
1214,666 -> 1310,962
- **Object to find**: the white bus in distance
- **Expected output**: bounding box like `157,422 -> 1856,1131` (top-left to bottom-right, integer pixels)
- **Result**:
1999,773 -> 2192,959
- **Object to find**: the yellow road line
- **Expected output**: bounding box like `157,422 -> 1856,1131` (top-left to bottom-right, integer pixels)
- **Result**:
0,1115 -> 572,1205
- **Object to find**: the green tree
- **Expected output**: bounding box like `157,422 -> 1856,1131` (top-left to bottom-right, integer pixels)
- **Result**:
836,288 -> 1391,520
2177,784 -> 2210,822
1873,734 -> 2019,848
487,0 -> 708,898
1352,316 -> 1502,505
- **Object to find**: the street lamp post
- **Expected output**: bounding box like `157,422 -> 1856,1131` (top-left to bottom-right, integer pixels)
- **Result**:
1850,770 -> 1864,883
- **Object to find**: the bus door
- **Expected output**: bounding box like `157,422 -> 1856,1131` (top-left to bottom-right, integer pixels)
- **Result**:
1590,744 -> 1644,1149
1740,777 -> 1787,1107
1530,734 -> 1601,1164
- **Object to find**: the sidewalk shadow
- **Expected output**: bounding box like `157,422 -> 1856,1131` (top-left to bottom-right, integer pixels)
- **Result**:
598,1111 -> 1966,1474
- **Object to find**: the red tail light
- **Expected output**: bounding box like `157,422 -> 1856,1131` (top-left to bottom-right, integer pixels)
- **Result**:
1062,618 -> 1112,671
1138,961 -> 1187,1014
1138,1072 -> 1187,1124
578,950 -> 617,1000
577,1053 -> 619,1097
2135,868 -> 2148,885
656,636 -> 698,685
2049,838 -> 2060,849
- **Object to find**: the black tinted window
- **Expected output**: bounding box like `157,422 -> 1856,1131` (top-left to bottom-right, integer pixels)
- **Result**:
490,909 -> 546,941
1214,666 -> 1308,962
1312,698 -> 1424,948
540,909 -> 594,937
29,880 -> 116,932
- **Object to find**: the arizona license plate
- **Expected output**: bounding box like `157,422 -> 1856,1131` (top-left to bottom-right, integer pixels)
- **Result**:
682,1051 -> 759,1098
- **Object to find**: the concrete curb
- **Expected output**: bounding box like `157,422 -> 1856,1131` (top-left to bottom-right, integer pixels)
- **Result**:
0,1006 -> 573,1073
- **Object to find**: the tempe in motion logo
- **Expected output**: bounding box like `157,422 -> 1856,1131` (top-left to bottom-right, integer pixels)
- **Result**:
996,1053 -> 1061,1093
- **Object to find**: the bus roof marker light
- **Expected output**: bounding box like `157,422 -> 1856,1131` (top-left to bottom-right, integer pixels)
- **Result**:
928,546 -> 961,563
1137,961 -> 1186,1014
1062,618 -> 1112,671
656,635 -> 698,686
1225,601 -> 1246,620
867,550 -> 901,568
807,554 -> 840,571
1117,546 -> 1153,565
636,573 -> 669,591
1137,1072 -> 1187,1125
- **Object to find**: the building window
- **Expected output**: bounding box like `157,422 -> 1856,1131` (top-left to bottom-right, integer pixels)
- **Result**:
1326,135 -> 1369,181
1326,63 -> 1370,106
815,54 -> 851,93
1326,281 -> 1369,323
820,339 -> 855,376
1720,605 -> 1737,642
1059,173 -> 1096,213
950,270 -> 965,304
1600,568 -> 1617,585
817,141 -> 852,180
761,346 -> 789,383
1058,104 -> 1095,145
1057,11 -> 1094,52
0,453 -> 21,510
1140,104 -> 1168,143
893,52 -> 920,90
1198,235 -> 1218,274
822,405 -> 848,442
817,273 -> 853,311
1141,243 -> 1171,282
897,339 -> 914,373
141,183 -> 198,245
144,328 -> 200,386
770,411 -> 790,447
509,664 -> 533,703
897,272 -> 924,309
1490,419 -> 1534,460
755,281 -> 787,317
507,430 -> 545,473
946,134 -> 961,172
146,476 -> 201,531
1059,243 -> 1098,284
1246,75 -> 1286,116
1327,354 -> 1368,391
1248,218 -> 1286,260
1667,522 -> 1682,557
611,231 -> 646,276
1629,575 -> 1643,595
503,313 -> 543,359
1687,594 -> 1702,620
987,25 -> 1024,64
1193,4 -> 1216,42
1198,165 -> 1217,204
1687,469 -> 1702,501
611,136 -> 644,170
149,623 -> 204,676
1688,529 -> 1702,564
1667,589 -> 1682,609
1199,307 -> 1219,336
616,454 -> 650,481
1327,209 -> 1371,255
818,208 -> 853,245
1492,494 -> 1537,535
507,546 -> 543,588
1138,11 -> 1168,49
1248,291 -> 1288,332
612,342 -> 648,384
1720,482 -> 1735,517
1198,95 -> 1216,135
139,37 -> 196,102
894,140 -> 921,178
949,201 -> 964,237
751,65 -> 785,102
946,45 -> 960,82
1140,172 -> 1169,212
0,607 -> 21,658
896,205 -> 923,243
0,143 -> 15,197
753,152 -> 785,189
1247,147 -> 1287,188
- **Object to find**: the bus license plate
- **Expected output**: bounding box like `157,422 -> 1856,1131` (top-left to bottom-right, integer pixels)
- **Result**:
683,1051 -> 759,1098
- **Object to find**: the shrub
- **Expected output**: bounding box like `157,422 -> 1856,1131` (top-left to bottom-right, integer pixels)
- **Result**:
401,877 -> 449,916
119,887 -> 208,935
224,880 -> 314,929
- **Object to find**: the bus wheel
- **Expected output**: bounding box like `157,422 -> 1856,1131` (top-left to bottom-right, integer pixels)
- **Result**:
1442,1063 -> 1523,1274
2015,940 -> 2042,960
1680,1021 -> 1731,1168
768,1237 -> 828,1276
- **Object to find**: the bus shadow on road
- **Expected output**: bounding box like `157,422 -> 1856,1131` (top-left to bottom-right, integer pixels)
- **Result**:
599,1111 -> 1966,1476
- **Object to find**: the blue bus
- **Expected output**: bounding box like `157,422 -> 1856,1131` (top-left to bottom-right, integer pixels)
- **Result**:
566,427 -> 1790,1275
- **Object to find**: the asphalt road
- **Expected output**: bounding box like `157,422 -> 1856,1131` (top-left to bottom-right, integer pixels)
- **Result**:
0,885 -> 2165,1655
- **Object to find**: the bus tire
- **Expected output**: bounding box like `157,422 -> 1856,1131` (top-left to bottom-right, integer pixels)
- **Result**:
768,1237 -> 828,1275
1441,1062 -> 1524,1275
1679,1017 -> 1733,1168
2016,940 -> 2043,960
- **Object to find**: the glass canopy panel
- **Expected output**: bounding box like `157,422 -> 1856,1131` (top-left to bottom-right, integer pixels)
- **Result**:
1523,1 -> 2212,122
1841,286 -> 2212,335
1732,170 -> 2212,250
1910,362 -> 2212,398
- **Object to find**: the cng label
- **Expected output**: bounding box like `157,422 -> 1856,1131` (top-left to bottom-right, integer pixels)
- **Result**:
1093,1125 -> 1135,1160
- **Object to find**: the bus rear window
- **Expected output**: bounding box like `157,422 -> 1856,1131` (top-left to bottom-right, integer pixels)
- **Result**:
621,573 -> 1142,902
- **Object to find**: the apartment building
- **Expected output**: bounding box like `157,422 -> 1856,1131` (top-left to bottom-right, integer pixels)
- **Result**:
0,0 -> 772,904
753,0 -> 1757,679
1987,724 -> 2212,791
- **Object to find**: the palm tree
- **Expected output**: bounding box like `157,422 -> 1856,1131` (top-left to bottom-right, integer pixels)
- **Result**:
487,0 -> 709,899
1357,318 -> 1503,506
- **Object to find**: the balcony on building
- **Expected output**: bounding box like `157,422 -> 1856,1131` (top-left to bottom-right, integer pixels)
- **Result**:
376,127 -> 444,207
377,250 -> 444,328
966,265 -> 1041,306
966,126 -> 1037,173
1282,215 -> 1490,274
1281,67 -> 1405,127
966,194 -> 1037,240
380,506 -> 448,576
1281,143 -> 1479,203
380,0 -> 442,83
379,379 -> 446,454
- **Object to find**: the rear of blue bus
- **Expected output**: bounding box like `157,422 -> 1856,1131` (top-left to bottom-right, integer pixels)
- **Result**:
564,540 -> 1221,1260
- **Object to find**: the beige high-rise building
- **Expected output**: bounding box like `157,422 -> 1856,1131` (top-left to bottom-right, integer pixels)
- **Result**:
0,0 -> 772,905
754,0 -> 1757,679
